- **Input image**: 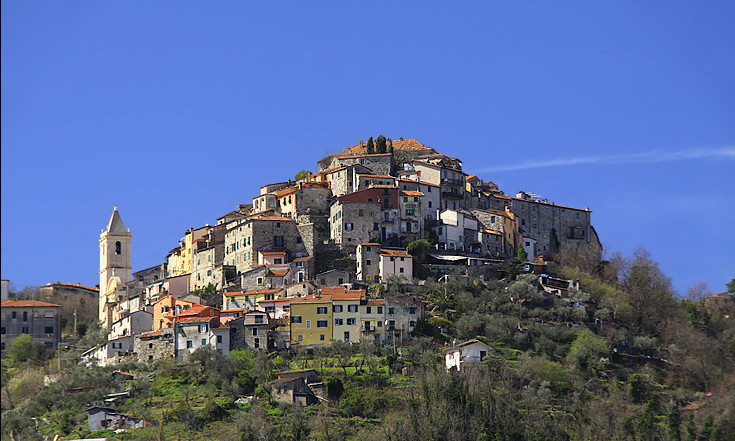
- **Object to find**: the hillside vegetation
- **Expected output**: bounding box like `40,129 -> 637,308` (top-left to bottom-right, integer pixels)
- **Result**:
2,249 -> 734,441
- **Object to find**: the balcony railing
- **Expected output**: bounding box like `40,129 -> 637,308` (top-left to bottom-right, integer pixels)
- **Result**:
441,177 -> 464,186
441,191 -> 463,200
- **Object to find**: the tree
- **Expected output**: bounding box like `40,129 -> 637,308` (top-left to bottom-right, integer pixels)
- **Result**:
388,138 -> 394,153
376,135 -> 388,154
516,243 -> 528,261
366,137 -> 375,154
566,329 -> 608,372
727,278 -> 735,294
407,239 -> 430,263
295,170 -> 310,181
6,335 -> 46,365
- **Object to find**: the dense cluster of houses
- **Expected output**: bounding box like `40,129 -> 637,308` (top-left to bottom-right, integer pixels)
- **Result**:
78,139 -> 606,365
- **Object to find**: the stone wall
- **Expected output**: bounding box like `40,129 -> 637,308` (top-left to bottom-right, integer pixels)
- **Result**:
330,201 -> 383,252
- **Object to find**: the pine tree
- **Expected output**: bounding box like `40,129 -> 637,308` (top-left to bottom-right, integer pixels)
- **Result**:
366,137 -> 375,154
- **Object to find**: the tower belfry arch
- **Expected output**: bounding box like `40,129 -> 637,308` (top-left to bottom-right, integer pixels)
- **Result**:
99,206 -> 132,328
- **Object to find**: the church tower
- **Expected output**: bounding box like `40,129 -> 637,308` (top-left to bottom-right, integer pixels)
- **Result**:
99,206 -> 132,328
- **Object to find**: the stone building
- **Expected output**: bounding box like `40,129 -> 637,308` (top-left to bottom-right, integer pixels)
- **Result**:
275,182 -> 331,219
407,156 -> 467,211
134,329 -> 175,363
356,243 -> 381,282
491,191 -> 602,259
223,216 -> 310,275
330,186 -> 404,250
315,269 -> 352,287
1,299 -> 61,353
129,264 -> 165,296
229,310 -> 272,351
384,296 -> 424,343
322,153 -> 394,177
434,209 -> 480,252
470,207 -> 520,257
191,224 -> 226,291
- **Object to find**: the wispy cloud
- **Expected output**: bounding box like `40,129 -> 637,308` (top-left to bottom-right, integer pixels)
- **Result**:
475,146 -> 735,173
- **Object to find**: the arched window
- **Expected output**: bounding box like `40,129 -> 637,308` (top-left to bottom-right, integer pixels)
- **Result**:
115,241 -> 122,255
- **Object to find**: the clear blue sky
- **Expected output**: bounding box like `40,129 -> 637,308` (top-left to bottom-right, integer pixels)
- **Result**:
2,1 -> 734,295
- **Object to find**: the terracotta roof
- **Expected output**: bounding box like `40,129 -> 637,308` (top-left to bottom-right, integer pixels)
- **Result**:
176,316 -> 215,323
221,308 -> 247,313
397,179 -> 439,187
401,191 -> 424,197
1,299 -> 61,308
137,330 -> 164,337
320,286 -> 348,294
366,299 -> 385,306
292,256 -> 313,262
344,139 -> 433,155
271,377 -> 299,383
260,251 -> 287,256
509,196 -> 590,212
331,291 -> 365,300
268,269 -> 290,277
290,295 -> 333,304
369,184 -> 398,189
336,153 -> 392,160
44,282 -> 99,291
380,249 -> 411,257
252,216 -> 296,222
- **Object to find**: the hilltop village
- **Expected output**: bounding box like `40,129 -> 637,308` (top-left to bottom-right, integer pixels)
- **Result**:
86,137 -> 602,364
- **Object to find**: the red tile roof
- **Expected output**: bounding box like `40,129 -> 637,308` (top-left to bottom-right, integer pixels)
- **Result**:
401,190 -> 424,197
225,288 -> 283,297
253,216 -> 296,222
1,299 -> 61,308
380,249 -> 412,257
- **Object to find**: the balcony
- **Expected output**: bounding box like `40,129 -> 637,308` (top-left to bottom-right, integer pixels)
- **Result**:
361,324 -> 376,333
441,177 -> 463,186
441,191 -> 463,200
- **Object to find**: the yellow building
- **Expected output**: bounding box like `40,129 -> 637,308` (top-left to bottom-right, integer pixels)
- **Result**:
289,295 -> 333,346
330,290 -> 365,343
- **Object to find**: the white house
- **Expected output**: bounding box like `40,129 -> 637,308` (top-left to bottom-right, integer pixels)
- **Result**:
444,339 -> 491,371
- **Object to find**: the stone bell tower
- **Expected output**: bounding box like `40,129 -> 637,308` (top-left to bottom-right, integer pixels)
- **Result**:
99,206 -> 132,328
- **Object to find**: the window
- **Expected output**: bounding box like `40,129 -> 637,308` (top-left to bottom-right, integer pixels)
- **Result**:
298,335 -> 303,341
333,305 -> 343,313
373,223 -> 379,231
306,320 -> 311,328
366,259 -> 371,266
252,328 -> 258,336
409,307 -> 416,314
317,306 -> 328,314
320,334 -> 325,341
410,321 -> 416,327
317,320 -> 328,328
199,324 -> 208,332
428,201 -> 432,208
11,311 -> 16,319
403,196 -> 408,202
291,316 -> 302,324
438,227 -> 443,234
414,197 -> 419,202
335,318 -> 344,326
405,208 -> 414,216
388,307 -> 395,315
115,241 -> 122,255
257,277 -> 263,284
23,311 -> 28,321
378,306 -> 383,314
21,326 -> 29,333
0,327 -> 4,334
207,270 -> 212,276
274,258 -> 283,264
377,321 -> 382,327
347,318 -> 356,325
274,236 -> 284,247
202,338 -> 207,345
400,267 -> 404,273
344,331 -> 350,341
345,223 -> 353,231
216,335 -> 223,344
366,306 -> 372,314
388,320 -> 395,329
45,326 -> 54,334
348,304 -> 358,313
254,337 -> 260,348
187,340 -> 193,348
296,236 -> 303,244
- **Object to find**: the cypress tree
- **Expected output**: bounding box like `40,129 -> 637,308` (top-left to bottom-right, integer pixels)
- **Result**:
376,135 -> 387,153
366,137 -> 375,154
